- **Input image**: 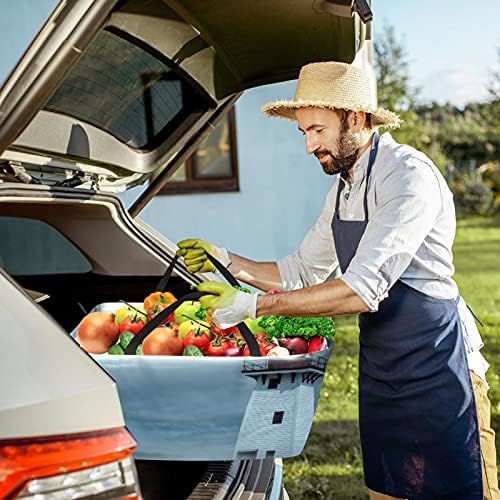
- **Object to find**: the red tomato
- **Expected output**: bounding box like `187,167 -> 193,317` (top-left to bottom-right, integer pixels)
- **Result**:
206,338 -> 234,356
255,333 -> 269,343
211,324 -> 239,336
262,342 -> 278,355
183,330 -> 211,352
119,316 -> 145,335
147,302 -> 175,325
242,342 -> 277,357
243,334 -> 277,356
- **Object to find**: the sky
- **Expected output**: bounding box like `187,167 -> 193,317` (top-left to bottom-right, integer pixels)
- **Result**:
372,0 -> 500,107
0,1 -> 498,109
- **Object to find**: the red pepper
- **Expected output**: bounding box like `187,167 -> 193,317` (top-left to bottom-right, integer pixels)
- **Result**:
308,336 -> 327,353
143,291 -> 176,312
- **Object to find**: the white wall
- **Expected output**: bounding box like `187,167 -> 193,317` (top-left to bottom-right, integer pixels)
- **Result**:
133,82 -> 336,261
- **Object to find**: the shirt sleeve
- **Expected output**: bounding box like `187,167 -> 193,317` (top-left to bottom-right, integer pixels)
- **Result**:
340,157 -> 444,311
277,183 -> 340,290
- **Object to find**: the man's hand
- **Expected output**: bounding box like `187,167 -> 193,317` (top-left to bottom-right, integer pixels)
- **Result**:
196,281 -> 257,329
176,239 -> 231,273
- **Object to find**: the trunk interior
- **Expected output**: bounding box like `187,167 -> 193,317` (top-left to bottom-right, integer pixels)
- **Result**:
0,185 -> 195,331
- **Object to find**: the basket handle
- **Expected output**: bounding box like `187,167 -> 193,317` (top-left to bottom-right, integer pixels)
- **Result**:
155,253 -> 178,292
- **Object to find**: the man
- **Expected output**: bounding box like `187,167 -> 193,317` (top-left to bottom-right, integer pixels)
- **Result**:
176,62 -> 498,499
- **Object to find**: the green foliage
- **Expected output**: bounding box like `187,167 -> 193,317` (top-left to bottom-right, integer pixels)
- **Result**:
375,25 -> 500,208
284,216 -> 500,498
374,25 -> 449,170
480,162 -> 500,211
257,315 -> 336,340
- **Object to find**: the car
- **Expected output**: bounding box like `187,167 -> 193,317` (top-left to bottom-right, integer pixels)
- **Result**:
0,0 -> 371,497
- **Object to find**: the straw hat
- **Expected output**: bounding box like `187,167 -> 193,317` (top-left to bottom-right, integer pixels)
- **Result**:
262,61 -> 401,129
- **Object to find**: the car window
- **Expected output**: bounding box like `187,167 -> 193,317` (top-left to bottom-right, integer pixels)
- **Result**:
160,109 -> 239,194
43,29 -> 210,149
0,217 -> 91,275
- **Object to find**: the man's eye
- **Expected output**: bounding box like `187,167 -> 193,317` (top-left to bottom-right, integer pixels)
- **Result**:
316,128 -> 324,134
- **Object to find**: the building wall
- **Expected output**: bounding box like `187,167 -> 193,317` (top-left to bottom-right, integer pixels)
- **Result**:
133,82 -> 336,262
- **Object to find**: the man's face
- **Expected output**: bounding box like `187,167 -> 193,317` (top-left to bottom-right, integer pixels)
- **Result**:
295,108 -> 360,176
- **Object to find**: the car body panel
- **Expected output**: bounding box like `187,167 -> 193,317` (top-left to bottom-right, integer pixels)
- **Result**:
0,268 -> 124,438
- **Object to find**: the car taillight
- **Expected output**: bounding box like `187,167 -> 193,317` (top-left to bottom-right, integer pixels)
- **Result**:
0,427 -> 140,499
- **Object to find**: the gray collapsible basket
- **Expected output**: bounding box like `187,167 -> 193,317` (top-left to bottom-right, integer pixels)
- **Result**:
72,256 -> 333,460
72,301 -> 332,461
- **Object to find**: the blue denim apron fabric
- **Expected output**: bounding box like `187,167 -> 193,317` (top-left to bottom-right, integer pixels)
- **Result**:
331,133 -> 482,499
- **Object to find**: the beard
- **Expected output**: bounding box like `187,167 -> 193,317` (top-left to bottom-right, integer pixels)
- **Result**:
315,122 -> 360,176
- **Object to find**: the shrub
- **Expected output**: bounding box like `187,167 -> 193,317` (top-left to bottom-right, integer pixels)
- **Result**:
451,172 -> 494,216
478,162 -> 500,212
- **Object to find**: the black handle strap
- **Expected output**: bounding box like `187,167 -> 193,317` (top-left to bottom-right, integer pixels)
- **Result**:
155,254 -> 179,292
206,252 -> 239,286
124,291 -> 261,356
205,252 -> 261,355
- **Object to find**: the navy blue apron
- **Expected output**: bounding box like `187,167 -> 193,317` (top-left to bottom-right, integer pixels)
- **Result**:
331,133 -> 482,499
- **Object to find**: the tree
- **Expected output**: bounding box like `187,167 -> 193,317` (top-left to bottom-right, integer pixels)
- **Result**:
487,48 -> 500,102
374,24 -> 417,112
374,24 -> 441,168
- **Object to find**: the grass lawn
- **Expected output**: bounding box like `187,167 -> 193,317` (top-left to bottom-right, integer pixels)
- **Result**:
283,215 -> 500,499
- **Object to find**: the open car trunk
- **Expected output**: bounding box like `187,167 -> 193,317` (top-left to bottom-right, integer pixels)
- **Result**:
0,186 -> 286,498
0,184 -> 329,473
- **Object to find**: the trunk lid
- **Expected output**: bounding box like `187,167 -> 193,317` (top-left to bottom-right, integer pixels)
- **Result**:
0,0 -> 369,194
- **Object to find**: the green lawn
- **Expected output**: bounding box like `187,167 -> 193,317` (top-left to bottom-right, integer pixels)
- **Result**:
283,215 -> 500,499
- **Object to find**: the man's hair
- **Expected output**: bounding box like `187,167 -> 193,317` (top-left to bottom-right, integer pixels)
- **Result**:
335,109 -> 373,130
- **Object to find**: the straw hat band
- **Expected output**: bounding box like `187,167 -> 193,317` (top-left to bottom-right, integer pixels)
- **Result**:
262,62 -> 401,129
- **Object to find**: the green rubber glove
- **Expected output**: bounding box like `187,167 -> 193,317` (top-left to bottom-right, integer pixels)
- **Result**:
176,239 -> 217,273
196,281 -> 258,328
196,281 -> 237,310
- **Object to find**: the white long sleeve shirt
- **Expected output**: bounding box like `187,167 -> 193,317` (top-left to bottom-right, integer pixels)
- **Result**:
277,133 -> 489,380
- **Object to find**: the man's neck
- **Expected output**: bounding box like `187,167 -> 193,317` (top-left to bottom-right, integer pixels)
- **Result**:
346,130 -> 375,182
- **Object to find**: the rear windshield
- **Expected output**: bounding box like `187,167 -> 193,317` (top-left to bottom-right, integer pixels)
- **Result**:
43,29 -> 210,150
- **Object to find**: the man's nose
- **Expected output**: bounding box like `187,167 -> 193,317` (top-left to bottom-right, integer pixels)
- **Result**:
305,134 -> 319,155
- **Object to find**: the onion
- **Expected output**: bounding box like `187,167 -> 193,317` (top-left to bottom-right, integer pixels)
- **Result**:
278,337 -> 309,355
142,326 -> 183,355
77,312 -> 120,354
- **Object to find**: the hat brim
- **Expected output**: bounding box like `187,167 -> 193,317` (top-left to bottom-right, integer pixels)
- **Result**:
262,99 -> 401,129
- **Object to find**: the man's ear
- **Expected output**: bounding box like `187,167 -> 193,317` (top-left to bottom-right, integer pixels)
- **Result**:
348,111 -> 367,132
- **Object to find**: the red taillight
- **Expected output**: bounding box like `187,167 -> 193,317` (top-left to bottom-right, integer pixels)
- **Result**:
0,427 -> 137,498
